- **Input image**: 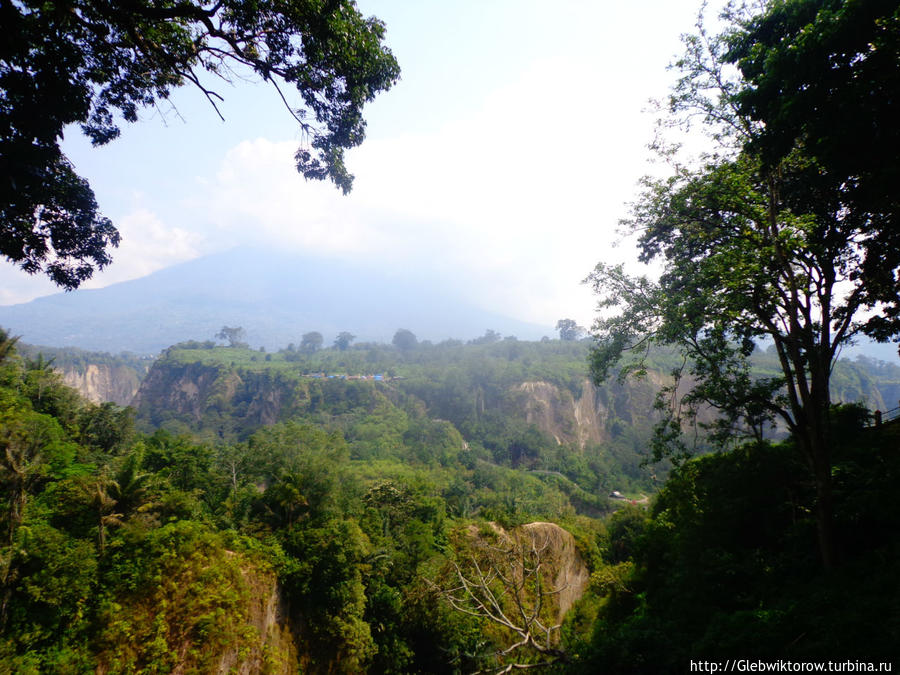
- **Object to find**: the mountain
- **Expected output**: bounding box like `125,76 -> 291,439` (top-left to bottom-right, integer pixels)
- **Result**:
0,248 -> 549,353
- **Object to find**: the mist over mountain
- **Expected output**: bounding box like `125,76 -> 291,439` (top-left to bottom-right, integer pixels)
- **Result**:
0,248 -> 549,353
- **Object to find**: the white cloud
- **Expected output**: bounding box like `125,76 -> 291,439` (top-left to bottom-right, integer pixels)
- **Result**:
182,53 -> 662,328
81,208 -> 203,288
0,208 -> 202,305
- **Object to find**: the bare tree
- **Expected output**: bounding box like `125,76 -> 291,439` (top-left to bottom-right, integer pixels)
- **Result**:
438,525 -> 575,673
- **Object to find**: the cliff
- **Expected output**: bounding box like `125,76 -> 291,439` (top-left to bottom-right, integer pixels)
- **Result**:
511,377 -> 659,449
59,363 -> 143,406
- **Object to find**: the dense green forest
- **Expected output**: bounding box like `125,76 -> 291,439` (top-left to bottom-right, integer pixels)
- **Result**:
2,0 -> 900,671
0,329 -> 610,672
2,327 -> 899,672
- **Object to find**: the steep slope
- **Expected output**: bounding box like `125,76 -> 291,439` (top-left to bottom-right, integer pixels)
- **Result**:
59,364 -> 142,406
512,377 -> 659,449
15,343 -> 152,405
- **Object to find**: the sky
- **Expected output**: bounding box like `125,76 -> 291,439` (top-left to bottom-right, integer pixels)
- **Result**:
0,0 -> 716,331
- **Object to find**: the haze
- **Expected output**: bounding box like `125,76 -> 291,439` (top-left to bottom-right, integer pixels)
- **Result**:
0,0 -> 708,333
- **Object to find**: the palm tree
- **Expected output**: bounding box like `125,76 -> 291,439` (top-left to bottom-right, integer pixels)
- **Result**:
0,329 -> 19,365
83,453 -> 154,553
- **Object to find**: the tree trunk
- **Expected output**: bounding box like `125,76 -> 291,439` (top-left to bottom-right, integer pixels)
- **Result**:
801,384 -> 836,570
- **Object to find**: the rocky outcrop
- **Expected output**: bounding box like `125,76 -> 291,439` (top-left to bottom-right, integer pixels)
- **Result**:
134,361 -> 231,423
513,377 -> 659,449
216,564 -> 299,675
59,363 -> 142,406
462,521 -> 590,624
519,521 -> 590,620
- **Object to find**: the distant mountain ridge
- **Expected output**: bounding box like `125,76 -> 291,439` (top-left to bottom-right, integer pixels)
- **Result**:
0,248 -> 549,353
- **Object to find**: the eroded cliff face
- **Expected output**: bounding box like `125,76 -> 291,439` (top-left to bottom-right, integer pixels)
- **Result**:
134,356 -> 664,448
60,364 -> 142,406
462,521 -> 590,632
216,564 -> 299,675
512,377 -> 660,449
134,362 -> 236,423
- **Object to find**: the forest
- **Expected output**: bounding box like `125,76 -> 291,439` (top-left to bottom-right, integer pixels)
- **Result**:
0,326 -> 898,672
2,0 -> 899,672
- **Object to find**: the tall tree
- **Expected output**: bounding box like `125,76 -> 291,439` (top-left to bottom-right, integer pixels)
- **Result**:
555,319 -> 583,342
588,8 -> 900,569
300,331 -> 323,354
0,0 -> 400,288
215,326 -> 247,348
725,0 -> 900,345
392,328 -> 418,352
333,331 -> 356,351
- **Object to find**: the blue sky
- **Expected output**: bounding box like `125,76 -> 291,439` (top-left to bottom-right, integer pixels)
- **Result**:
1,0 -> 715,330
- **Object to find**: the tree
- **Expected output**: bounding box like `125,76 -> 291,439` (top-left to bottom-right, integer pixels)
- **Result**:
587,10 -> 899,569
300,330 -> 323,354
727,0 -> 900,226
438,524 -> 575,673
392,328 -> 418,352
79,453 -> 154,553
470,329 -> 502,345
725,0 -> 900,345
333,331 -> 356,351
0,329 -> 20,366
215,326 -> 247,348
555,319 -> 583,342
1,0 -> 400,288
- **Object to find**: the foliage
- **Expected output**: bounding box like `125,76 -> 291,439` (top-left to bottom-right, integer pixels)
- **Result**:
300,331 -> 324,354
333,331 -> 356,351
726,0 -> 900,283
556,319 -> 584,342
215,325 -> 247,348
587,4 -> 899,569
392,328 -> 419,352
0,0 -> 399,287
577,416 -> 900,670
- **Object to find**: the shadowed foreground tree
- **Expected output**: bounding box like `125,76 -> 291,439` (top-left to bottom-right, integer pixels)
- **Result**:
0,0 -> 400,288
727,0 -> 900,247
588,6 -> 900,569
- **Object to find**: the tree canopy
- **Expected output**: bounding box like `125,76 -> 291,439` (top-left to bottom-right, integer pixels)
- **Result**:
725,0 -> 900,330
587,1 -> 900,569
215,326 -> 246,348
0,0 -> 400,288
333,331 -> 355,351
556,319 -> 583,342
300,331 -> 323,354
392,329 -> 417,352
727,0 -> 900,219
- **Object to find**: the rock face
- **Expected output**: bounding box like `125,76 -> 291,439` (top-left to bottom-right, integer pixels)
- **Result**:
217,566 -> 299,675
518,522 -> 590,620
59,363 -> 142,406
133,361 -> 231,423
512,377 -> 659,449
462,521 -> 590,627
133,355 -> 661,448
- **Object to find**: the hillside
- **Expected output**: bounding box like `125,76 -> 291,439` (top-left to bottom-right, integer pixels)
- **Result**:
127,339 -> 900,502
0,334 -> 614,673
15,343 -> 153,406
